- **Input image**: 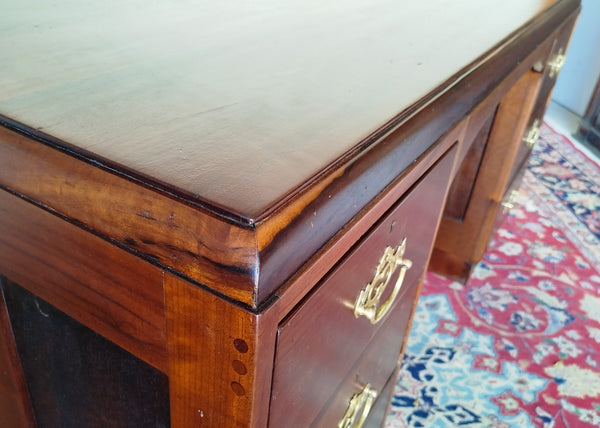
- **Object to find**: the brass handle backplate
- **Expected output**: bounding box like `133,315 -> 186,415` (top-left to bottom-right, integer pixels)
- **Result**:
548,49 -> 566,79
523,118 -> 541,149
354,238 -> 412,325
338,383 -> 377,428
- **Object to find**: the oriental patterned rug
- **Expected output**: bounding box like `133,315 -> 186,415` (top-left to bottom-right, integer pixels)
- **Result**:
385,123 -> 600,428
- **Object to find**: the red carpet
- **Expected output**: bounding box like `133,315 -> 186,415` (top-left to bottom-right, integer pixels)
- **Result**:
386,123 -> 600,427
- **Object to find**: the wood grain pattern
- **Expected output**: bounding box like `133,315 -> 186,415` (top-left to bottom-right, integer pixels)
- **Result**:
311,278 -> 425,428
509,18 -> 578,186
0,278 -> 34,428
165,273 -> 276,427
0,0 -> 564,217
463,73 -> 544,257
0,3 -> 583,427
253,0 -> 578,301
269,145 -> 456,427
270,122 -> 466,319
0,188 -> 168,372
0,0 -> 581,309
0,126 -> 258,306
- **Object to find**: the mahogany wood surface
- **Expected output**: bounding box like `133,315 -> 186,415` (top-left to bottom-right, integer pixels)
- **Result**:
0,1 -> 583,426
0,279 -> 34,428
444,114 -> 496,221
0,0 -> 582,308
363,366 -> 399,428
434,13 -> 579,282
0,189 -> 168,372
165,273 -> 275,427
312,297 -> 423,428
0,0 -> 562,218
253,0 -> 578,303
270,122 -> 466,320
510,16 -> 578,187
0,126 -> 258,306
430,14 -> 576,282
269,145 -> 456,427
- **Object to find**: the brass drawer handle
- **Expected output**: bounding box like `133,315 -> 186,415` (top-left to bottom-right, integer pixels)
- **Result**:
501,189 -> 519,211
353,238 -> 412,324
548,49 -> 566,79
338,383 -> 377,428
523,119 -> 541,149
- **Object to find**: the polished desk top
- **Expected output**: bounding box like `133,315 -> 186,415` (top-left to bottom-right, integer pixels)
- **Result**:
1,0 -> 556,220
0,0 -> 576,306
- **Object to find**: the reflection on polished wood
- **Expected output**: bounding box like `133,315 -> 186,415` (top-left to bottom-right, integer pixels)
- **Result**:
0,0 -> 580,426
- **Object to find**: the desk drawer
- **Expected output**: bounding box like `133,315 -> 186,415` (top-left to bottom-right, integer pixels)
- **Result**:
314,309 -> 407,428
269,147 -> 455,427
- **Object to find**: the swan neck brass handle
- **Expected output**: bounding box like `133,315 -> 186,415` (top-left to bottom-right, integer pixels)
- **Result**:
523,118 -> 541,149
501,189 -> 519,211
353,238 -> 412,325
548,49 -> 566,79
338,383 -> 377,428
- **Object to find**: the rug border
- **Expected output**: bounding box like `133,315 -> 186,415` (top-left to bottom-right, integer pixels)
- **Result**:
544,121 -> 600,169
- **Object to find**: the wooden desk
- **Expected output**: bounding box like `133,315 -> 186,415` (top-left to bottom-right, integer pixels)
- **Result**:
0,1 -> 579,426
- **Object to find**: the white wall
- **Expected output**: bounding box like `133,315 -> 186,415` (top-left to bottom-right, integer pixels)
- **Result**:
552,0 -> 600,117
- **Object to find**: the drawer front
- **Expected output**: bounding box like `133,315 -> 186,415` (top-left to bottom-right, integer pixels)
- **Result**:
269,147 -> 455,427
362,363 -> 400,428
314,309 -> 407,428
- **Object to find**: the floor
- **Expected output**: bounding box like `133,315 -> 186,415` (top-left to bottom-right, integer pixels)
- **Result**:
544,100 -> 600,163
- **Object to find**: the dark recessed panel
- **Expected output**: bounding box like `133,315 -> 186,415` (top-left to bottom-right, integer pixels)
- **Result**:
1,277 -> 170,428
444,109 -> 497,221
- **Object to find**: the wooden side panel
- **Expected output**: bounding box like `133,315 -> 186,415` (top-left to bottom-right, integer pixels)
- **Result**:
0,189 -> 167,372
165,274 -> 274,427
0,279 -> 35,428
270,146 -> 457,427
0,0 -> 582,310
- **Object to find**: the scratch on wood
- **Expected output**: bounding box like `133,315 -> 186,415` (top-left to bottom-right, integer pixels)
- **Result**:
137,210 -> 157,220
193,103 -> 239,116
